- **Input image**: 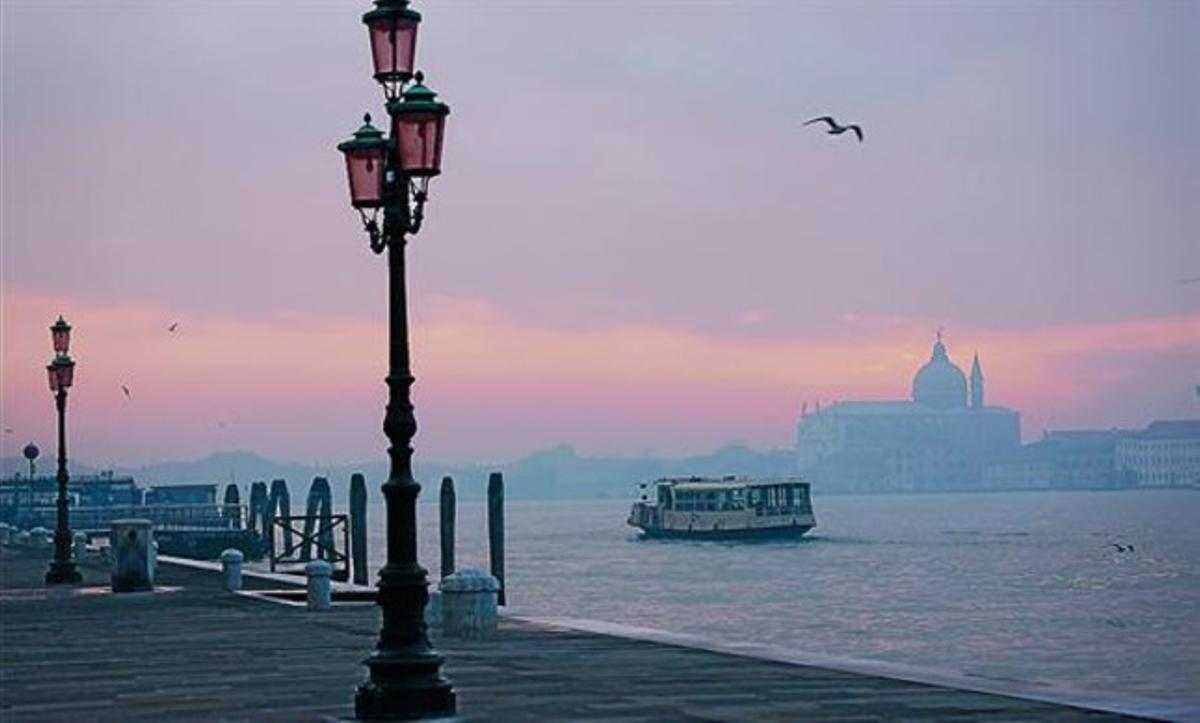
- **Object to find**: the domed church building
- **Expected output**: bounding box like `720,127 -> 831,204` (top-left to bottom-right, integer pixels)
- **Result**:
795,334 -> 1020,493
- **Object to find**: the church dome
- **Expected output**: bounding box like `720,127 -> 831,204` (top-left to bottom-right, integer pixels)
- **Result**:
911,337 -> 967,410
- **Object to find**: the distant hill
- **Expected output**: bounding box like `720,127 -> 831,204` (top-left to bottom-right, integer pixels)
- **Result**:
1,444 -> 798,505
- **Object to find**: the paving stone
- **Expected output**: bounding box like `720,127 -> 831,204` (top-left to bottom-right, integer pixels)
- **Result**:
0,547 -> 1148,722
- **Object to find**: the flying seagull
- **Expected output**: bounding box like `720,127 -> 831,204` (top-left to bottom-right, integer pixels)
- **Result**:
804,116 -> 863,142
168,322 -> 180,333
121,385 -> 131,399
804,115 -> 864,142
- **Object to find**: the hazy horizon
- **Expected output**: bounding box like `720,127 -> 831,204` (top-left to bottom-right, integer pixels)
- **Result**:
2,1 -> 1197,468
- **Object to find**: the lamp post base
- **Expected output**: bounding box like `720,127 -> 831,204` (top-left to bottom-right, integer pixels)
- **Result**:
45,559 -> 82,585
355,655 -> 456,720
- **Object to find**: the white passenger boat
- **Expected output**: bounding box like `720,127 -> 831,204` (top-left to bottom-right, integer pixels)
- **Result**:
627,476 -> 816,539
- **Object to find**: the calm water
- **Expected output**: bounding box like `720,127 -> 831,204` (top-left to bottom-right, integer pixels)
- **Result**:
367,490 -> 1200,706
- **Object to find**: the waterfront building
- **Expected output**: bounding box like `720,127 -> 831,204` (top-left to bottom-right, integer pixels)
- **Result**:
1115,420 -> 1200,488
144,483 -> 218,505
0,472 -> 141,522
980,429 -> 1135,491
795,335 -> 1020,493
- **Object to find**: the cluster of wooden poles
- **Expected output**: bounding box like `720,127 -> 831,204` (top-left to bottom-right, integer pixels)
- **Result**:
220,471 -> 507,599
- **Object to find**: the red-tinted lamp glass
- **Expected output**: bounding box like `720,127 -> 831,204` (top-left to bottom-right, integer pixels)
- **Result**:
367,17 -> 418,83
338,115 -> 388,209
394,113 -> 446,177
47,358 -> 74,392
51,316 -> 71,355
344,148 -> 387,208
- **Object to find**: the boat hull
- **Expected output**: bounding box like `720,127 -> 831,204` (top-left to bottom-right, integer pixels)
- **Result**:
634,523 -> 814,540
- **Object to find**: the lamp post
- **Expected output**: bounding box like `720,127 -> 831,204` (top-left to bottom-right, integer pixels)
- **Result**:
23,442 -> 39,479
336,1 -> 454,718
44,316 -> 82,585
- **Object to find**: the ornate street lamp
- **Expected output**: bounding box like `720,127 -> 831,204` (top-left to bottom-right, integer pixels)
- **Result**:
44,317 -> 81,585
337,2 -> 454,718
363,0 -> 421,98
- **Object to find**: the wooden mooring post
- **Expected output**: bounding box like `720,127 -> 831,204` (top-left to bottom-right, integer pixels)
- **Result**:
248,481 -> 267,534
440,476 -> 455,579
487,472 -> 505,605
268,479 -> 293,554
301,477 -> 333,562
349,473 -> 368,586
223,483 -> 241,528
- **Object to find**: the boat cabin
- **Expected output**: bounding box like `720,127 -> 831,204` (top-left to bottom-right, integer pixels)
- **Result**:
658,479 -> 812,516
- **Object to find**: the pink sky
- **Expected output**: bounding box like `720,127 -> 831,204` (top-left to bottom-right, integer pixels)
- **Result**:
1,2 -> 1197,466
2,288 -> 1195,465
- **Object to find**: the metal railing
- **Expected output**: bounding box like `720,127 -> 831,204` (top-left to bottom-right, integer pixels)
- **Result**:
16,504 -> 245,532
268,514 -> 350,582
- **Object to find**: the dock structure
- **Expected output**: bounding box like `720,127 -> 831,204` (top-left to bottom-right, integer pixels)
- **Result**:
0,547 -> 1156,722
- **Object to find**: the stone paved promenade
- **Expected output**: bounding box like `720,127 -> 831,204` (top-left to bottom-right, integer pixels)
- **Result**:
0,546 -> 1151,721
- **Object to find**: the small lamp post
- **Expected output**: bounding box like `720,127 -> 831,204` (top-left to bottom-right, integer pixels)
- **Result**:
45,316 -> 82,585
23,442 -> 39,479
337,1 -> 454,718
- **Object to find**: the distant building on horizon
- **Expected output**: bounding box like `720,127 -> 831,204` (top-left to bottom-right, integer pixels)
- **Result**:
1115,420 -> 1200,488
795,335 -> 1021,493
981,428 -> 1135,491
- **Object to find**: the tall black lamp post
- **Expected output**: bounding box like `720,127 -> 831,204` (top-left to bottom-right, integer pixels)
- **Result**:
336,1 -> 454,718
44,316 -> 82,586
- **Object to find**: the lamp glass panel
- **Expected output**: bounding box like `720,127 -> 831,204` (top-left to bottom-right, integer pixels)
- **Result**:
394,113 -> 445,176
59,363 -> 74,389
344,148 -> 386,208
368,18 -> 417,80
52,326 -> 70,354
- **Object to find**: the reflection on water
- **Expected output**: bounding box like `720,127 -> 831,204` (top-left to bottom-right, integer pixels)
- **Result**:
365,490 -> 1200,705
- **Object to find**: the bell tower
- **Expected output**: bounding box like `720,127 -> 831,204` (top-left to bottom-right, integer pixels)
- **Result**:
970,353 -> 984,410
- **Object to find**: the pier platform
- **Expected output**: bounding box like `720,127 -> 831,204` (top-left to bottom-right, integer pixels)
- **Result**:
0,546 -> 1154,721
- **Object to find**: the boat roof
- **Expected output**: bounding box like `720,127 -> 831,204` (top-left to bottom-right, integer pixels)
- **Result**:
653,477 -> 808,491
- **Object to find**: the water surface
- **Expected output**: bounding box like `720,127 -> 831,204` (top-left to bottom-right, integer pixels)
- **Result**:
367,490 -> 1200,706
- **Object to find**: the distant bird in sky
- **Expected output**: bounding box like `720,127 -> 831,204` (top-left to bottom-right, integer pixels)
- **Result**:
804,116 -> 863,142
1111,543 -> 1135,552
168,322 -> 180,333
3,427 -> 13,434
121,385 -> 131,399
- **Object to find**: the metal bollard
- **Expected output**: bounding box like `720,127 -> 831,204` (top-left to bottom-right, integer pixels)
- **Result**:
220,548 -> 244,592
73,532 -> 88,560
305,559 -> 332,612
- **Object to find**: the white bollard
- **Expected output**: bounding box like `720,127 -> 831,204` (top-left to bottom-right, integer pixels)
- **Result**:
29,527 -> 51,549
439,569 -> 500,638
305,559 -> 332,612
220,548 -> 244,592
73,532 -> 88,560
